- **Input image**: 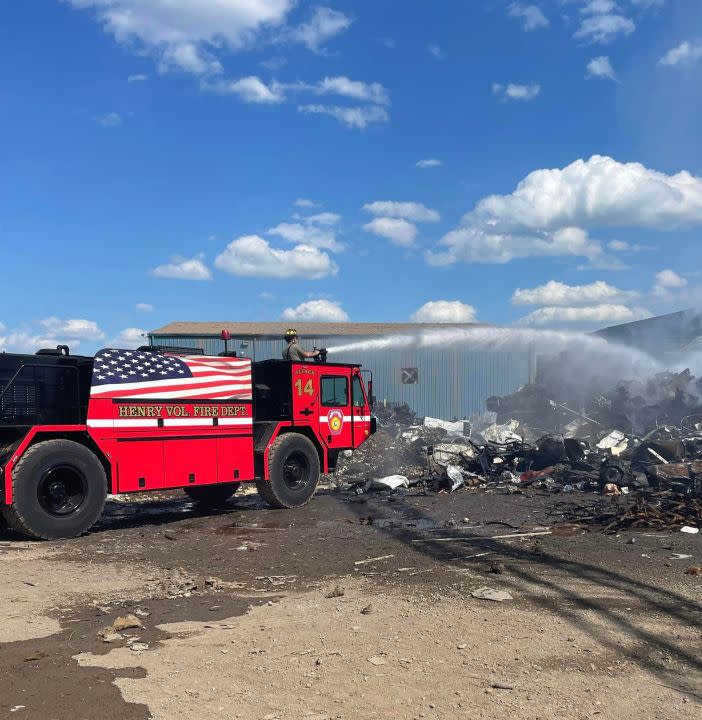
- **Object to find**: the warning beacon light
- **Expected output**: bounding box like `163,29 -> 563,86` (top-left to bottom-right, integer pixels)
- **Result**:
220,329 -> 235,357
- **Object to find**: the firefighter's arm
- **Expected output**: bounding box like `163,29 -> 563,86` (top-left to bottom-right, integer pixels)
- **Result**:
302,349 -> 320,358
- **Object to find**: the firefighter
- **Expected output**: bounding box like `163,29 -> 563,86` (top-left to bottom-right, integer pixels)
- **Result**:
282,329 -> 320,361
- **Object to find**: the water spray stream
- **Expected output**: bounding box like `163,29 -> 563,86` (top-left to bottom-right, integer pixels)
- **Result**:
327,327 -> 662,381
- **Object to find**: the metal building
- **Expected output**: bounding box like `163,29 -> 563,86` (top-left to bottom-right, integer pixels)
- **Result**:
149,322 -> 535,420
594,309 -> 702,360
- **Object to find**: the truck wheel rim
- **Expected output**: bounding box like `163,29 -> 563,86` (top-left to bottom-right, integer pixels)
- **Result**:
605,467 -> 622,483
282,452 -> 310,490
37,465 -> 87,517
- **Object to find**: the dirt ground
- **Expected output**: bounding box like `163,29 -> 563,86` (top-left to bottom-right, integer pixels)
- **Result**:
1,482 -> 701,719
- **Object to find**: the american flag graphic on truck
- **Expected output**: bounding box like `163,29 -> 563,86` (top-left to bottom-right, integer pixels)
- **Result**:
90,349 -> 252,400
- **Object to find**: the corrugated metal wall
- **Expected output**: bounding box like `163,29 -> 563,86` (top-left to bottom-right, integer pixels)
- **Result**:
151,334 -> 533,420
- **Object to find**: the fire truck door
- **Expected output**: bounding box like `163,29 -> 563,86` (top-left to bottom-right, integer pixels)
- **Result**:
351,371 -> 370,446
318,371 -> 353,449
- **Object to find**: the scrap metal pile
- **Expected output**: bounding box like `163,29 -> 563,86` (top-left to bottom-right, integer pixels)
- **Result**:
554,491 -> 702,534
334,368 -> 702,510
486,367 -> 702,438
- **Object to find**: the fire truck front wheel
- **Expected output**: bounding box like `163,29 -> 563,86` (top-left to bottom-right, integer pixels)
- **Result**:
256,433 -> 320,509
2,439 -> 107,540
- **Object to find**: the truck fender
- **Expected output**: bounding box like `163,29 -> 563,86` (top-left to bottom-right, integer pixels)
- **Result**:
2,426 -> 112,505
256,422 -> 328,479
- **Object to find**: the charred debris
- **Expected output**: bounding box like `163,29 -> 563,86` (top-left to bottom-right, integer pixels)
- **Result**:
333,367 -> 702,532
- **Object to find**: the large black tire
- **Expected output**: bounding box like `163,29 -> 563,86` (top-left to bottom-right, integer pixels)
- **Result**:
599,462 -> 626,491
1,439 -> 107,540
184,483 -> 240,506
255,434 -> 320,509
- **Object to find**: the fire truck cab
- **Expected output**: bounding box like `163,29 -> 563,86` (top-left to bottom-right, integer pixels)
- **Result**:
0,345 -> 375,540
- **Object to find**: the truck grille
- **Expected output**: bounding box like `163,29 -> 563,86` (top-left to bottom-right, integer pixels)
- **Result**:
0,382 -> 38,423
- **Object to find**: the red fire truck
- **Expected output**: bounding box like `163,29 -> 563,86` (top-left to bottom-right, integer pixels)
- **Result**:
0,342 -> 375,540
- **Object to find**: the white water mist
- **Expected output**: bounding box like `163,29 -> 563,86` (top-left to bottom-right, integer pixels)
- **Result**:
327,326 -> 661,381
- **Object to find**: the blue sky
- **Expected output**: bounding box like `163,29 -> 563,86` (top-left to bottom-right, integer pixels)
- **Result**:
1,0 -> 701,352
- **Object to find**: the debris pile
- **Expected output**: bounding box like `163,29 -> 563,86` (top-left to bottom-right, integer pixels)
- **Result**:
334,368 -> 702,514
557,491 -> 702,534
334,403 -> 445,483
487,367 -> 702,438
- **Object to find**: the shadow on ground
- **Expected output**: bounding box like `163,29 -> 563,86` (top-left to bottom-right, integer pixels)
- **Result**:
337,491 -> 702,701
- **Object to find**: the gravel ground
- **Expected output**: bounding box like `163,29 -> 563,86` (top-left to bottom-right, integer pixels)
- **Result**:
1,483 -> 700,719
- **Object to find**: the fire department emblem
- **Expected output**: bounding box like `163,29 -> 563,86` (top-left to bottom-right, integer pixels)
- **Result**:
327,409 -> 344,436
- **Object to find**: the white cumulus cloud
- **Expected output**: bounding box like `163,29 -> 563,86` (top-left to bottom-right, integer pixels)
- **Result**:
298,104 -> 389,129
159,41 -> 222,75
40,317 -> 106,340
517,304 -> 651,327
469,155 -> 702,231
427,155 -> 702,267
287,6 -> 352,52
582,1 -> 619,13
110,327 -> 147,349
492,83 -> 541,101
268,219 -> 344,252
607,239 -> 649,252
136,302 -> 154,312
416,158 -> 442,168
207,76 -> 284,103
66,0 -> 294,73
512,280 -> 639,306
214,235 -> 337,279
659,40 -> 702,67
294,198 -> 319,208
653,268 -> 687,296
429,226 -> 604,266
305,212 -> 340,226
66,0 -> 356,121
507,4 -> 550,31
0,318 -> 111,353
152,255 -> 212,280
427,44 -> 444,59
655,268 -> 687,288
127,73 -> 147,83
314,76 -> 389,105
207,74 -> 389,107
260,75 -> 390,102
587,55 -> 617,80
0,331 -> 72,354
363,201 -> 440,223
411,301 -> 477,323
573,2 -> 635,44
99,112 -> 123,127
281,299 -> 349,322
363,218 -> 418,247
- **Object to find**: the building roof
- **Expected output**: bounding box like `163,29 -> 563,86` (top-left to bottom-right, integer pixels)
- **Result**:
151,321 -> 485,338
593,309 -> 702,357
594,309 -> 698,337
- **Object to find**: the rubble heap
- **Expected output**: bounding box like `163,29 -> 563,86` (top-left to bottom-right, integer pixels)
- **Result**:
486,367 -> 702,438
560,491 -> 702,534
333,369 -> 702,511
